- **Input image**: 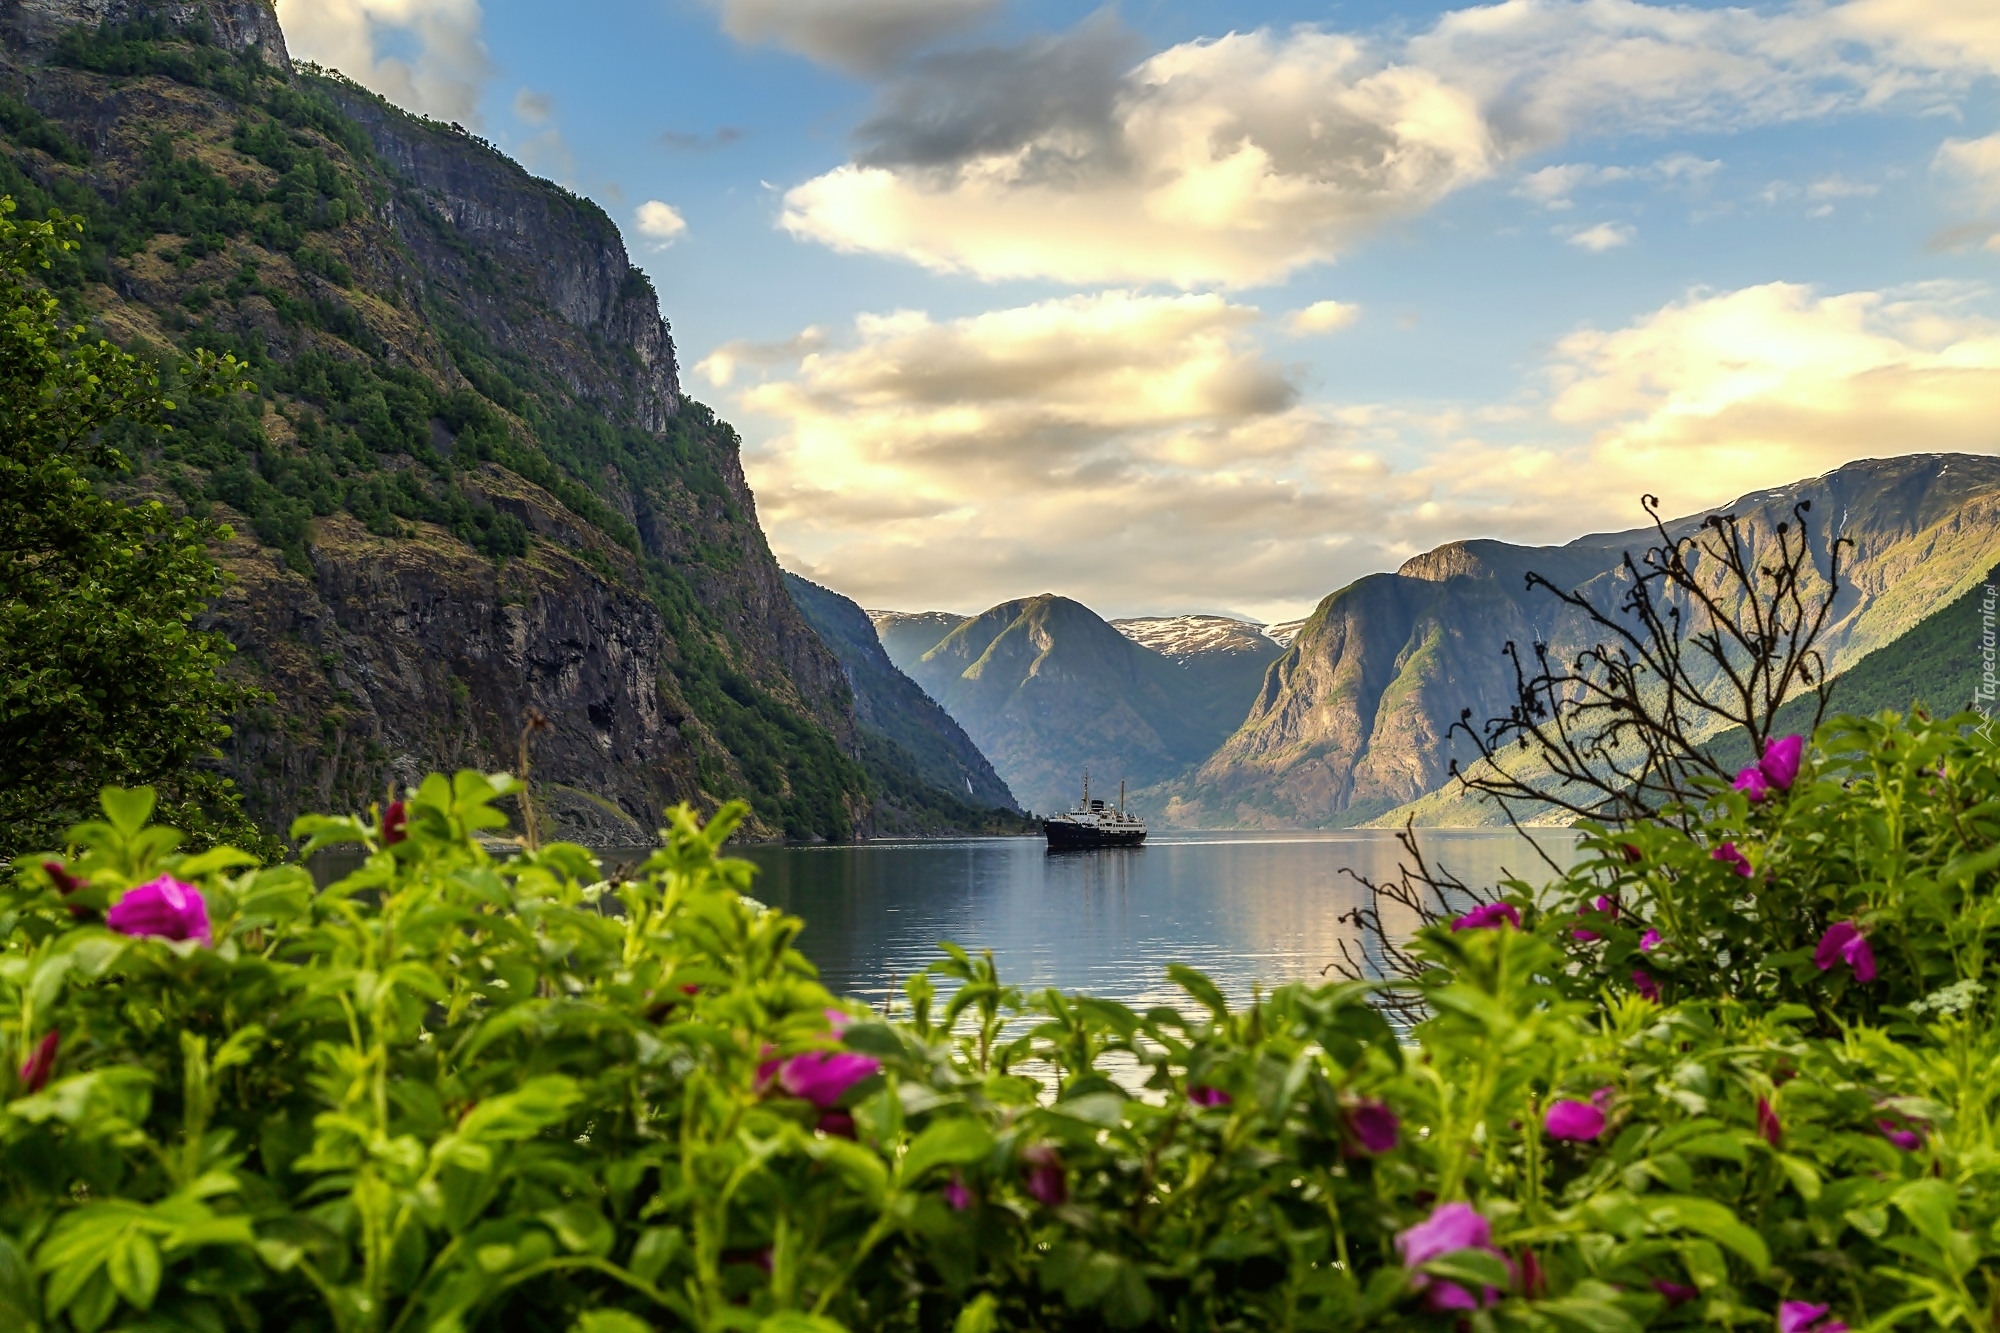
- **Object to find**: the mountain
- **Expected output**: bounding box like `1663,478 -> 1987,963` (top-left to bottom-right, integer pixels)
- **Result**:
782,573 -> 1024,833
0,0 -> 871,840
1163,454 -> 2000,828
1111,614 -> 1282,741
876,595 -> 1271,814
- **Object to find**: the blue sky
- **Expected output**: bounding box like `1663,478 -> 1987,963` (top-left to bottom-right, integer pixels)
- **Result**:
277,0 -> 2000,621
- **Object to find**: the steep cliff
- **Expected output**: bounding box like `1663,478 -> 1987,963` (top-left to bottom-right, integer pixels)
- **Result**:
0,1 -> 870,839
1164,454 -> 2000,828
784,573 -> 1023,831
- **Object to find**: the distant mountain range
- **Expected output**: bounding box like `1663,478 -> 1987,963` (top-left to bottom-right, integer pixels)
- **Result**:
868,599 -> 1278,815
855,454 -> 2000,831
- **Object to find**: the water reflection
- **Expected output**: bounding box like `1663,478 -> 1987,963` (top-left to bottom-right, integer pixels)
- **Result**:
741,828 -> 1575,1012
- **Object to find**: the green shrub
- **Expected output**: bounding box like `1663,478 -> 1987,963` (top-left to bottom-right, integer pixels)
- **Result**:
6,710 -> 2000,1331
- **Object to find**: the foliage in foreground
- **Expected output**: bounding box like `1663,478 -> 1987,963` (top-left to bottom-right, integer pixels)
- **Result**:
0,200 -> 258,860
4,711 -> 2000,1331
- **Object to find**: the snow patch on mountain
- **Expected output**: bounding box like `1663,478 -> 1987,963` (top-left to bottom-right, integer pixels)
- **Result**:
1262,619 -> 1307,649
1111,615 -> 1276,665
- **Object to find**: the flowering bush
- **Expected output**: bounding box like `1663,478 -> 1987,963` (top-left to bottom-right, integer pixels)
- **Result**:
3,713 -> 1999,1331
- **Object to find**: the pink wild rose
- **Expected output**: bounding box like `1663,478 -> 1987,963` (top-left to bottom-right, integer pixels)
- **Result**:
943,1171 -> 973,1212
18,1030 -> 58,1093
107,875 -> 211,945
1544,1098 -> 1607,1141
772,1050 -> 880,1109
381,800 -> 409,845
1814,921 -> 1877,983
1712,842 -> 1754,878
1397,1204 -> 1502,1311
1779,1301 -> 1847,1333
1640,928 -> 1662,953
1652,1280 -> 1699,1306
1757,1097 -> 1783,1147
1878,1120 -> 1923,1151
1733,765 -> 1771,802
1632,969 -> 1662,1003
1347,1099 -> 1400,1154
1189,1085 -> 1232,1108
1760,734 -> 1805,790
1021,1143 -> 1068,1206
1450,902 -> 1520,932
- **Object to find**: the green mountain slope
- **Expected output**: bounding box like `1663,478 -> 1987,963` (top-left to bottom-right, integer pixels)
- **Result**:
1704,563 -> 2000,774
783,573 -> 1026,834
1169,455 -> 2000,829
0,1 -> 867,839
871,611 -> 968,671
887,595 -> 1265,815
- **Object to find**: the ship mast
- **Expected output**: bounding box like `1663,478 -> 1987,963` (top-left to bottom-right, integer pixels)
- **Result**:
1083,768 -> 1089,809
1119,779 -> 1126,815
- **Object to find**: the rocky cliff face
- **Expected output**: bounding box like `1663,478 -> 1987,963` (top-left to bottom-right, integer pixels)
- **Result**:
785,573 -> 1020,827
0,1 -> 871,839
1164,454 -> 2000,828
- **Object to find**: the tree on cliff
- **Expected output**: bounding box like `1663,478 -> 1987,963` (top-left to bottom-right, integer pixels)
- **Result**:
0,200 -> 257,857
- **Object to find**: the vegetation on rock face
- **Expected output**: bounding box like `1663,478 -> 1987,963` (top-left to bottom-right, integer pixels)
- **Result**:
0,14 -> 870,840
3,708 -> 1998,1331
0,201 -> 258,859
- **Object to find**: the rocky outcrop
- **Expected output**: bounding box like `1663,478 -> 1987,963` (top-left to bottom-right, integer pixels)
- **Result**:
0,3 -> 870,840
1164,455 -> 2000,828
2,0 -> 290,67
786,573 -> 1018,820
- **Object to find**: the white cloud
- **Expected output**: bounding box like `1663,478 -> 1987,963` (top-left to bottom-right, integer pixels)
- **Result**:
1286,300 -> 1361,334
782,0 -> 1999,288
1936,131 -> 2000,206
635,201 -> 689,245
728,282 -> 2000,618
709,0 -> 1001,74
276,0 -> 492,126
513,88 -> 553,124
1566,221 -> 1635,250
698,328 -> 829,387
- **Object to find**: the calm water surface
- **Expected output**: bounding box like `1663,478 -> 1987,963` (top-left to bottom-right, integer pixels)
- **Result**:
738,829 -> 1576,1012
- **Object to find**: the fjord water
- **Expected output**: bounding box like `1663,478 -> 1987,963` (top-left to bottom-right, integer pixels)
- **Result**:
739,828 -> 1577,1012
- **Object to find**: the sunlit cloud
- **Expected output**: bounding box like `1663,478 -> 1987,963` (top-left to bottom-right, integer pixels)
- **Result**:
635,201 -> 690,246
727,282 -> 2000,619
1286,301 -> 1361,334
781,0 -> 1999,288
1566,221 -> 1635,250
277,0 -> 492,126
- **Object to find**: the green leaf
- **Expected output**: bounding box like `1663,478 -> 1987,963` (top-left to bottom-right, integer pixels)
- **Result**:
1893,1179 -> 1958,1248
571,1313 -> 654,1333
1645,1197 -> 1769,1273
1421,1249 -> 1513,1292
1044,1093 -> 1124,1128
902,1118 -> 993,1184
99,786 -> 157,839
1167,965 -> 1228,1019
952,1295 -> 998,1333
756,1315 -> 848,1333
106,1232 -> 161,1310
628,1228 -> 683,1284
540,1203 -> 614,1257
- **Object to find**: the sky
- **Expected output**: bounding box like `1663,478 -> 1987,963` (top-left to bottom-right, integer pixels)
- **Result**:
273,0 -> 2000,623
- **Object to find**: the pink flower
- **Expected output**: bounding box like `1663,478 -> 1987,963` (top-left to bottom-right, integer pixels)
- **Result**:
41,860 -> 84,896
815,1111 -> 856,1138
1652,1280 -> 1699,1306
1189,1085 -> 1231,1107
1632,969 -> 1661,1003
1021,1143 -> 1067,1206
1347,1099 -> 1400,1154
1757,1097 -> 1782,1147
1877,1120 -> 1923,1151
1620,843 -> 1643,864
1451,902 -> 1520,932
1814,922 -> 1876,983
1760,735 -> 1805,790
107,876 -> 211,945
1573,894 -> 1619,940
382,800 -> 408,845
944,1171 -> 973,1212
1733,766 -> 1771,802
18,1030 -> 58,1093
1780,1300 -> 1847,1333
1590,1086 -> 1615,1109
1545,1098 -> 1607,1141
1397,1204 -> 1503,1310
1640,928 -> 1662,953
1712,842 -> 1753,878
770,1050 -> 880,1109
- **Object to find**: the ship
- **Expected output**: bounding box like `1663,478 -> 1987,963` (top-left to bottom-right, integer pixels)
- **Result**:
1043,772 -> 1147,849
